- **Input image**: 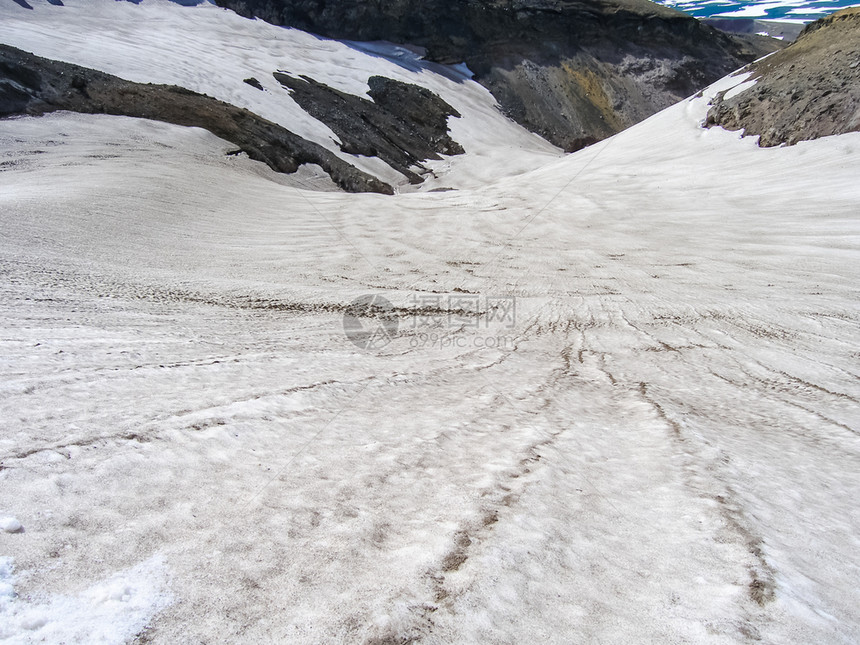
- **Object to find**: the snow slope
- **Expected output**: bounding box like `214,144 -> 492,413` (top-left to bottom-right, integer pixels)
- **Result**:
1,7 -> 860,645
0,0 -> 562,191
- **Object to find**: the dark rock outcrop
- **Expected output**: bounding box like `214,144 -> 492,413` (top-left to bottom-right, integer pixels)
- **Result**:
0,44 -> 393,194
215,0 -> 782,151
706,8 -> 860,146
274,73 -> 464,183
243,76 -> 265,90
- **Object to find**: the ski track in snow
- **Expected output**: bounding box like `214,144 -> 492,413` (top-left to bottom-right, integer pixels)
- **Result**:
0,4 -> 859,645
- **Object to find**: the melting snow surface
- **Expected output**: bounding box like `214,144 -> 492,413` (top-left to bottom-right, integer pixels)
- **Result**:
0,3 -> 859,644
0,556 -> 171,644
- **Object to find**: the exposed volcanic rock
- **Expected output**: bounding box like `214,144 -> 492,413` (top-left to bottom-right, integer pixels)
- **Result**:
707,8 -> 860,146
215,0 -> 781,151
0,45 -> 393,194
274,73 -> 464,183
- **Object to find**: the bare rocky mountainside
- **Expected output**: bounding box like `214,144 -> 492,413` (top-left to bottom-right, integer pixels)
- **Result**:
215,0 -> 781,151
707,8 -> 860,146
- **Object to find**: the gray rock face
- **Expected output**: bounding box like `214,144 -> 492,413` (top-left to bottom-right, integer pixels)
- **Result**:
215,0 -> 781,150
274,73 -> 464,183
706,8 -> 860,146
0,45 -> 393,194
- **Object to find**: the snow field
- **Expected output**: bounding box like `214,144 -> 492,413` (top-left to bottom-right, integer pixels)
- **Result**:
0,5 -> 859,644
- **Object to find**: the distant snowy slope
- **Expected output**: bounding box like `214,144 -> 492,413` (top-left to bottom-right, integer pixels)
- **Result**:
656,0 -> 860,22
0,0 -> 561,190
